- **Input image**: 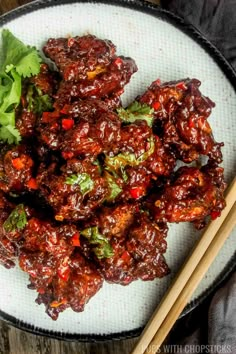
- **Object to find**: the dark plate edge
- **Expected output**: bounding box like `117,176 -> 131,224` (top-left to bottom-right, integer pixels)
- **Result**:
0,0 -> 235,342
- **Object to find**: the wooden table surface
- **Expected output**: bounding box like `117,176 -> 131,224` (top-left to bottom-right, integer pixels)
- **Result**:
0,0 -> 162,353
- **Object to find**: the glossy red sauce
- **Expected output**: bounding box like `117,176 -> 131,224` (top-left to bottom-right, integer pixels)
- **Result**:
0,35 -> 226,320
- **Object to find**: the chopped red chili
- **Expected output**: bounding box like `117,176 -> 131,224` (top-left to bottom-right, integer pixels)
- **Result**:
27,178 -> 38,190
71,233 -> 80,247
12,158 -> 25,170
210,210 -> 221,220
62,118 -> 74,130
129,187 -> 145,199
152,101 -> 161,110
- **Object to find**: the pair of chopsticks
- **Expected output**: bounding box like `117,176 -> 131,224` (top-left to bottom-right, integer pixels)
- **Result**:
132,177 -> 236,354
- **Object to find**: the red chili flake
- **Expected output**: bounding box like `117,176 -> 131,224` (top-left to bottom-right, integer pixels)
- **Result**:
188,117 -> 195,128
129,187 -> 145,199
12,158 -> 25,170
114,57 -> 123,67
28,269 -> 37,278
68,37 -> 75,48
121,251 -> 131,263
176,81 -> 187,90
62,151 -> 74,160
27,178 -> 38,190
58,264 -> 70,282
71,232 -> 80,247
152,101 -> 161,110
62,118 -> 74,130
37,288 -> 45,294
210,211 -> 221,220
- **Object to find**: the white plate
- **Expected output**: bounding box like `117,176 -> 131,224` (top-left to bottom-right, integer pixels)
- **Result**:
0,0 -> 235,341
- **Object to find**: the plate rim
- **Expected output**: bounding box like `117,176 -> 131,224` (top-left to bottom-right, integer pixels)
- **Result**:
0,0 -> 235,342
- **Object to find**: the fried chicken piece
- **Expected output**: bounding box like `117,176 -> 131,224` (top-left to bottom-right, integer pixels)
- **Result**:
150,164 -> 226,228
18,214 -> 103,320
30,63 -> 59,95
126,218 -> 169,280
118,120 -> 152,155
43,35 -> 137,108
37,100 -> 122,158
19,217 -> 77,289
97,213 -> 169,285
104,128 -> 176,201
139,78 -> 223,163
139,78 -> 184,120
20,251 -> 103,320
16,111 -> 37,139
0,144 -> 35,194
144,135 -> 176,176
22,218 -> 76,254
43,35 -> 116,81
98,204 -> 136,238
55,56 -> 137,107
37,159 -> 109,221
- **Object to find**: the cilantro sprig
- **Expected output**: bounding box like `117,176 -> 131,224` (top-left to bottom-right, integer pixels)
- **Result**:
105,137 -> 155,175
3,204 -> 27,232
26,84 -> 53,116
2,29 -> 42,78
104,172 -> 122,201
65,173 -> 94,195
0,29 -> 42,144
117,101 -> 154,127
81,226 -> 114,259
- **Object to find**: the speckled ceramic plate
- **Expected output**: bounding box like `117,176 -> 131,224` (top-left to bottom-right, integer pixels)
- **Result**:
0,0 -> 235,342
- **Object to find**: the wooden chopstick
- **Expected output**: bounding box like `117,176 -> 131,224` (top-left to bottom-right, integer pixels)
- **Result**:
145,202 -> 236,354
131,177 -> 236,354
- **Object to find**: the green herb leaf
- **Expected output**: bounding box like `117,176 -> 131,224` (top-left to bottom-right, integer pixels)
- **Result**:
65,173 -> 94,195
0,69 -> 22,144
92,159 -> 102,175
14,51 -> 42,78
117,101 -> 154,127
0,30 -> 42,144
3,204 -> 27,232
93,242 -> 114,259
105,137 -> 155,173
34,94 -> 53,115
26,84 -> 53,116
104,172 -> 122,201
0,124 -> 21,144
2,29 -> 42,78
81,226 -> 114,259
